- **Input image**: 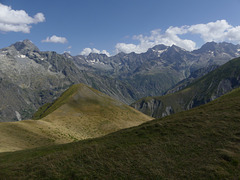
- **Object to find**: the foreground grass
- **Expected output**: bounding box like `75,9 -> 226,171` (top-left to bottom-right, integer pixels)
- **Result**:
0,88 -> 240,179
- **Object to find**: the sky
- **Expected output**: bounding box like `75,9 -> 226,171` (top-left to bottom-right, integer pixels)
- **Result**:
0,0 -> 240,56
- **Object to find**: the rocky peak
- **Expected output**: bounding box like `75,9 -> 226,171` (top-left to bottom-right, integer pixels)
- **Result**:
169,44 -> 186,52
87,53 -> 108,59
151,44 -> 168,51
193,41 -> 218,54
63,52 -> 73,59
11,39 -> 39,54
193,41 -> 240,56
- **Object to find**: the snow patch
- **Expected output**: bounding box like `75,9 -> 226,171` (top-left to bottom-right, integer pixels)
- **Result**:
154,49 -> 167,57
18,55 -> 26,58
157,49 -> 167,54
15,111 -> 22,121
87,59 -> 104,65
237,49 -> 240,52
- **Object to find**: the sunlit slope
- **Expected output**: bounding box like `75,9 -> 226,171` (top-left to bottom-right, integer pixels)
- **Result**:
0,84 -> 152,152
1,87 -> 240,179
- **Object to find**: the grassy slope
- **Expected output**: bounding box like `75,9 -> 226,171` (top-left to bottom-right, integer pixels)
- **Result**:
0,88 -> 240,179
32,84 -> 80,120
0,84 -> 152,152
132,57 -> 240,117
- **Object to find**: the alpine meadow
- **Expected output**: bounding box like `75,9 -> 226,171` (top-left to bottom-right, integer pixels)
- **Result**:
0,1 -> 240,179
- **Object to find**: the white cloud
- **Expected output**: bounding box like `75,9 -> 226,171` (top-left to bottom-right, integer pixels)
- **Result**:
115,20 -> 240,54
188,20 -> 232,42
80,48 -> 92,56
115,28 -> 196,54
0,3 -> 45,33
42,35 -> 68,44
80,48 -> 110,56
101,50 -> 110,57
64,51 -> 71,54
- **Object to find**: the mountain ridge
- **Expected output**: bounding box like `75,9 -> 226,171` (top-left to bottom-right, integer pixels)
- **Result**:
0,83 -> 152,152
73,41 -> 240,97
131,56 -> 240,118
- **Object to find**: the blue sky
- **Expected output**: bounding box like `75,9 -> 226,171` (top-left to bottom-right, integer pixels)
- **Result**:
0,0 -> 240,56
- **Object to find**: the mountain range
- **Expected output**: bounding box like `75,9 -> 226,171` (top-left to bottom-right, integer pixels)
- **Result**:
73,41 -> 240,97
0,40 -> 137,121
0,40 -> 240,122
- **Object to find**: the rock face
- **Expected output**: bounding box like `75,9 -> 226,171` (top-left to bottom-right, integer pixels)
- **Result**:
131,57 -> 240,118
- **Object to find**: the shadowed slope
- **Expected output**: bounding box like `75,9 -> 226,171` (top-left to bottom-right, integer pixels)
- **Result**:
1,87 -> 240,179
0,84 -> 152,152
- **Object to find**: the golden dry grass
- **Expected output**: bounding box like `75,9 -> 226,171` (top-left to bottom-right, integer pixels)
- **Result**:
0,84 -> 152,152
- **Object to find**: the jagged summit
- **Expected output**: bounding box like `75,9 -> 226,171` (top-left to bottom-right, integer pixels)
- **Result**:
193,41 -> 240,54
87,52 -> 109,59
11,39 -> 39,53
194,41 -> 218,53
151,44 -> 168,51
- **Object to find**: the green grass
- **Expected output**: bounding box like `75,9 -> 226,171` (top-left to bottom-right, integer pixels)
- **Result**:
1,87 -> 240,179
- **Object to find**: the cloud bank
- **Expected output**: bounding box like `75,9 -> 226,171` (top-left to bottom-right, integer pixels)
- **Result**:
115,20 -> 240,53
80,48 -> 110,57
42,35 -> 68,44
0,3 -> 45,33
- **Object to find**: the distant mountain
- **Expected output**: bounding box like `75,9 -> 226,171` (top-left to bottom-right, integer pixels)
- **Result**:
0,40 -> 138,122
1,87 -> 240,179
73,42 -> 240,97
0,84 -> 152,152
131,57 -> 240,118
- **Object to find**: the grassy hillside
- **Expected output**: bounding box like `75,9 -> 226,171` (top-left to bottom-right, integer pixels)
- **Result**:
0,84 -> 152,152
0,87 -> 240,179
132,57 -> 240,118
